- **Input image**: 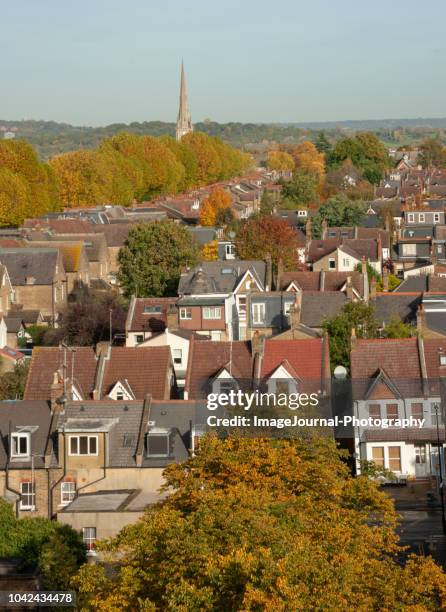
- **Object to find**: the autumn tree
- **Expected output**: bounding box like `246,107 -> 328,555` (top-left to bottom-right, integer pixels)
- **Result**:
118,220 -> 199,297
74,436 -> 446,611
199,187 -> 232,226
0,140 -> 59,225
43,287 -> 127,346
201,240 -> 219,261
289,140 -> 325,181
236,215 -> 300,270
266,150 -> 294,172
418,138 -> 446,169
0,361 -> 29,400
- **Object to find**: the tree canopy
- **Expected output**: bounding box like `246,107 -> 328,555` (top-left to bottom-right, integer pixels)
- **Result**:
0,499 -> 85,590
312,194 -> 365,237
266,150 -> 294,172
235,215 -> 300,271
327,132 -> 391,184
118,220 -> 199,297
199,187 -> 232,226
74,435 -> 446,610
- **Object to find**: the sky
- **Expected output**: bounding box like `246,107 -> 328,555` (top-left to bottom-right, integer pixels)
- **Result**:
2,0 -> 446,126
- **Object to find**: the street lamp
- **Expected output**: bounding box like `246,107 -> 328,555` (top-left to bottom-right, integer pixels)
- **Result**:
434,403 -> 446,534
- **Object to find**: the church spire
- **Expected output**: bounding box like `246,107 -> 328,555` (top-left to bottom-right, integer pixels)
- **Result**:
176,61 -> 193,141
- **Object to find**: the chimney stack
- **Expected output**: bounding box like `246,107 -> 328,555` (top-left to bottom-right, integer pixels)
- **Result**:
346,276 -> 354,301
361,256 -> 367,276
50,370 -> 64,413
305,218 -> 312,242
417,304 -> 426,335
321,218 -> 328,240
383,267 -> 389,292
370,276 -> 377,300
350,327 -> 357,350
166,304 -> 178,331
251,331 -> 265,359
275,257 -> 284,291
265,254 -> 272,291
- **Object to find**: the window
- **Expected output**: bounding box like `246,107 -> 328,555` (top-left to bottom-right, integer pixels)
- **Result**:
407,213 -> 415,223
388,446 -> 401,472
211,331 -> 221,341
438,245 -> 443,254
225,244 -> 235,257
252,303 -> 266,325
276,381 -> 289,395
371,447 -> 385,468
419,213 -> 425,223
434,213 -> 441,223
402,244 -> 417,256
172,349 -> 182,365
11,433 -> 30,458
342,258 -> 350,267
203,307 -> 221,320
411,403 -> 423,420
61,481 -> 76,506
143,305 -> 162,314
298,210 -> 307,217
69,435 -> 98,456
220,380 -> 236,394
284,301 -> 293,316
116,391 -> 124,400
82,527 -> 96,551
237,297 -> 247,315
368,404 -> 381,419
20,482 -> 35,510
386,404 -> 398,425
440,355 -> 446,366
147,429 -> 170,457
135,334 -> 144,344
179,307 -> 192,320
329,258 -> 336,269
415,444 -> 426,464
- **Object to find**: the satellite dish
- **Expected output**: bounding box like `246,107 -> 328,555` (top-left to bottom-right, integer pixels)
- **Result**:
228,231 -> 236,239
333,365 -> 348,380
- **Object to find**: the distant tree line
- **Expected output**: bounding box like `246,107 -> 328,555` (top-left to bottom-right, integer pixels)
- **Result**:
0,132 -> 252,224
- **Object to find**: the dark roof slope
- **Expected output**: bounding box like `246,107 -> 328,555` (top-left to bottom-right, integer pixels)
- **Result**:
0,249 -> 60,285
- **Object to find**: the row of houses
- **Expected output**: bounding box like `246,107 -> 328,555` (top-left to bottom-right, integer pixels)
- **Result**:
3,330 -> 446,547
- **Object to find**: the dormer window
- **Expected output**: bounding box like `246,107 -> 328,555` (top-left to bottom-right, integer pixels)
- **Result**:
146,428 -> 171,457
69,435 -> 98,456
11,432 -> 30,458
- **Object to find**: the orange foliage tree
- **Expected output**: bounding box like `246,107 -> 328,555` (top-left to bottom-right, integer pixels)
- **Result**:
199,187 -> 232,226
290,140 -> 325,181
267,150 -> 295,172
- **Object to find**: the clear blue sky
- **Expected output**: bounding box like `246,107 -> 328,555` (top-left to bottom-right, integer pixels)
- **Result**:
2,0 -> 446,126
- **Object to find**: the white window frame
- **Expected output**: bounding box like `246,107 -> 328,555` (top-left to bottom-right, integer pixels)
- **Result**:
11,433 -> 30,458
434,213 -> 441,223
284,302 -> 293,316
407,213 -> 415,223
225,244 -> 235,256
20,481 -> 35,510
328,258 -> 336,269
402,243 -> 417,256
68,435 -> 99,456
60,481 -> 76,506
172,348 -> 182,365
252,302 -> 266,325
342,258 -> 350,267
203,307 -> 221,320
419,213 -> 425,223
179,307 -> 192,320
82,527 -> 96,551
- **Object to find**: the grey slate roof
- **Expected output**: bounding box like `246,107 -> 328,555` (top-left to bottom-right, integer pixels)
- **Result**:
0,400 -> 53,469
0,249 -> 59,285
178,261 -> 266,295
373,294 -> 421,324
301,292 -> 347,327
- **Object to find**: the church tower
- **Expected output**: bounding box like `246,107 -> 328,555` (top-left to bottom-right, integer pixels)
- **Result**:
176,62 -> 193,141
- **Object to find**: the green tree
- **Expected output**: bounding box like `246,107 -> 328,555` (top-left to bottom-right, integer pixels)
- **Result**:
0,361 -> 29,400
74,436 -> 446,611
118,220 -> 199,297
315,131 -> 332,154
0,499 -> 85,589
322,302 -> 378,370
418,138 -> 446,169
259,191 -> 275,215
312,194 -> 365,237
280,169 -> 319,206
328,132 -> 391,184
382,317 -> 413,339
